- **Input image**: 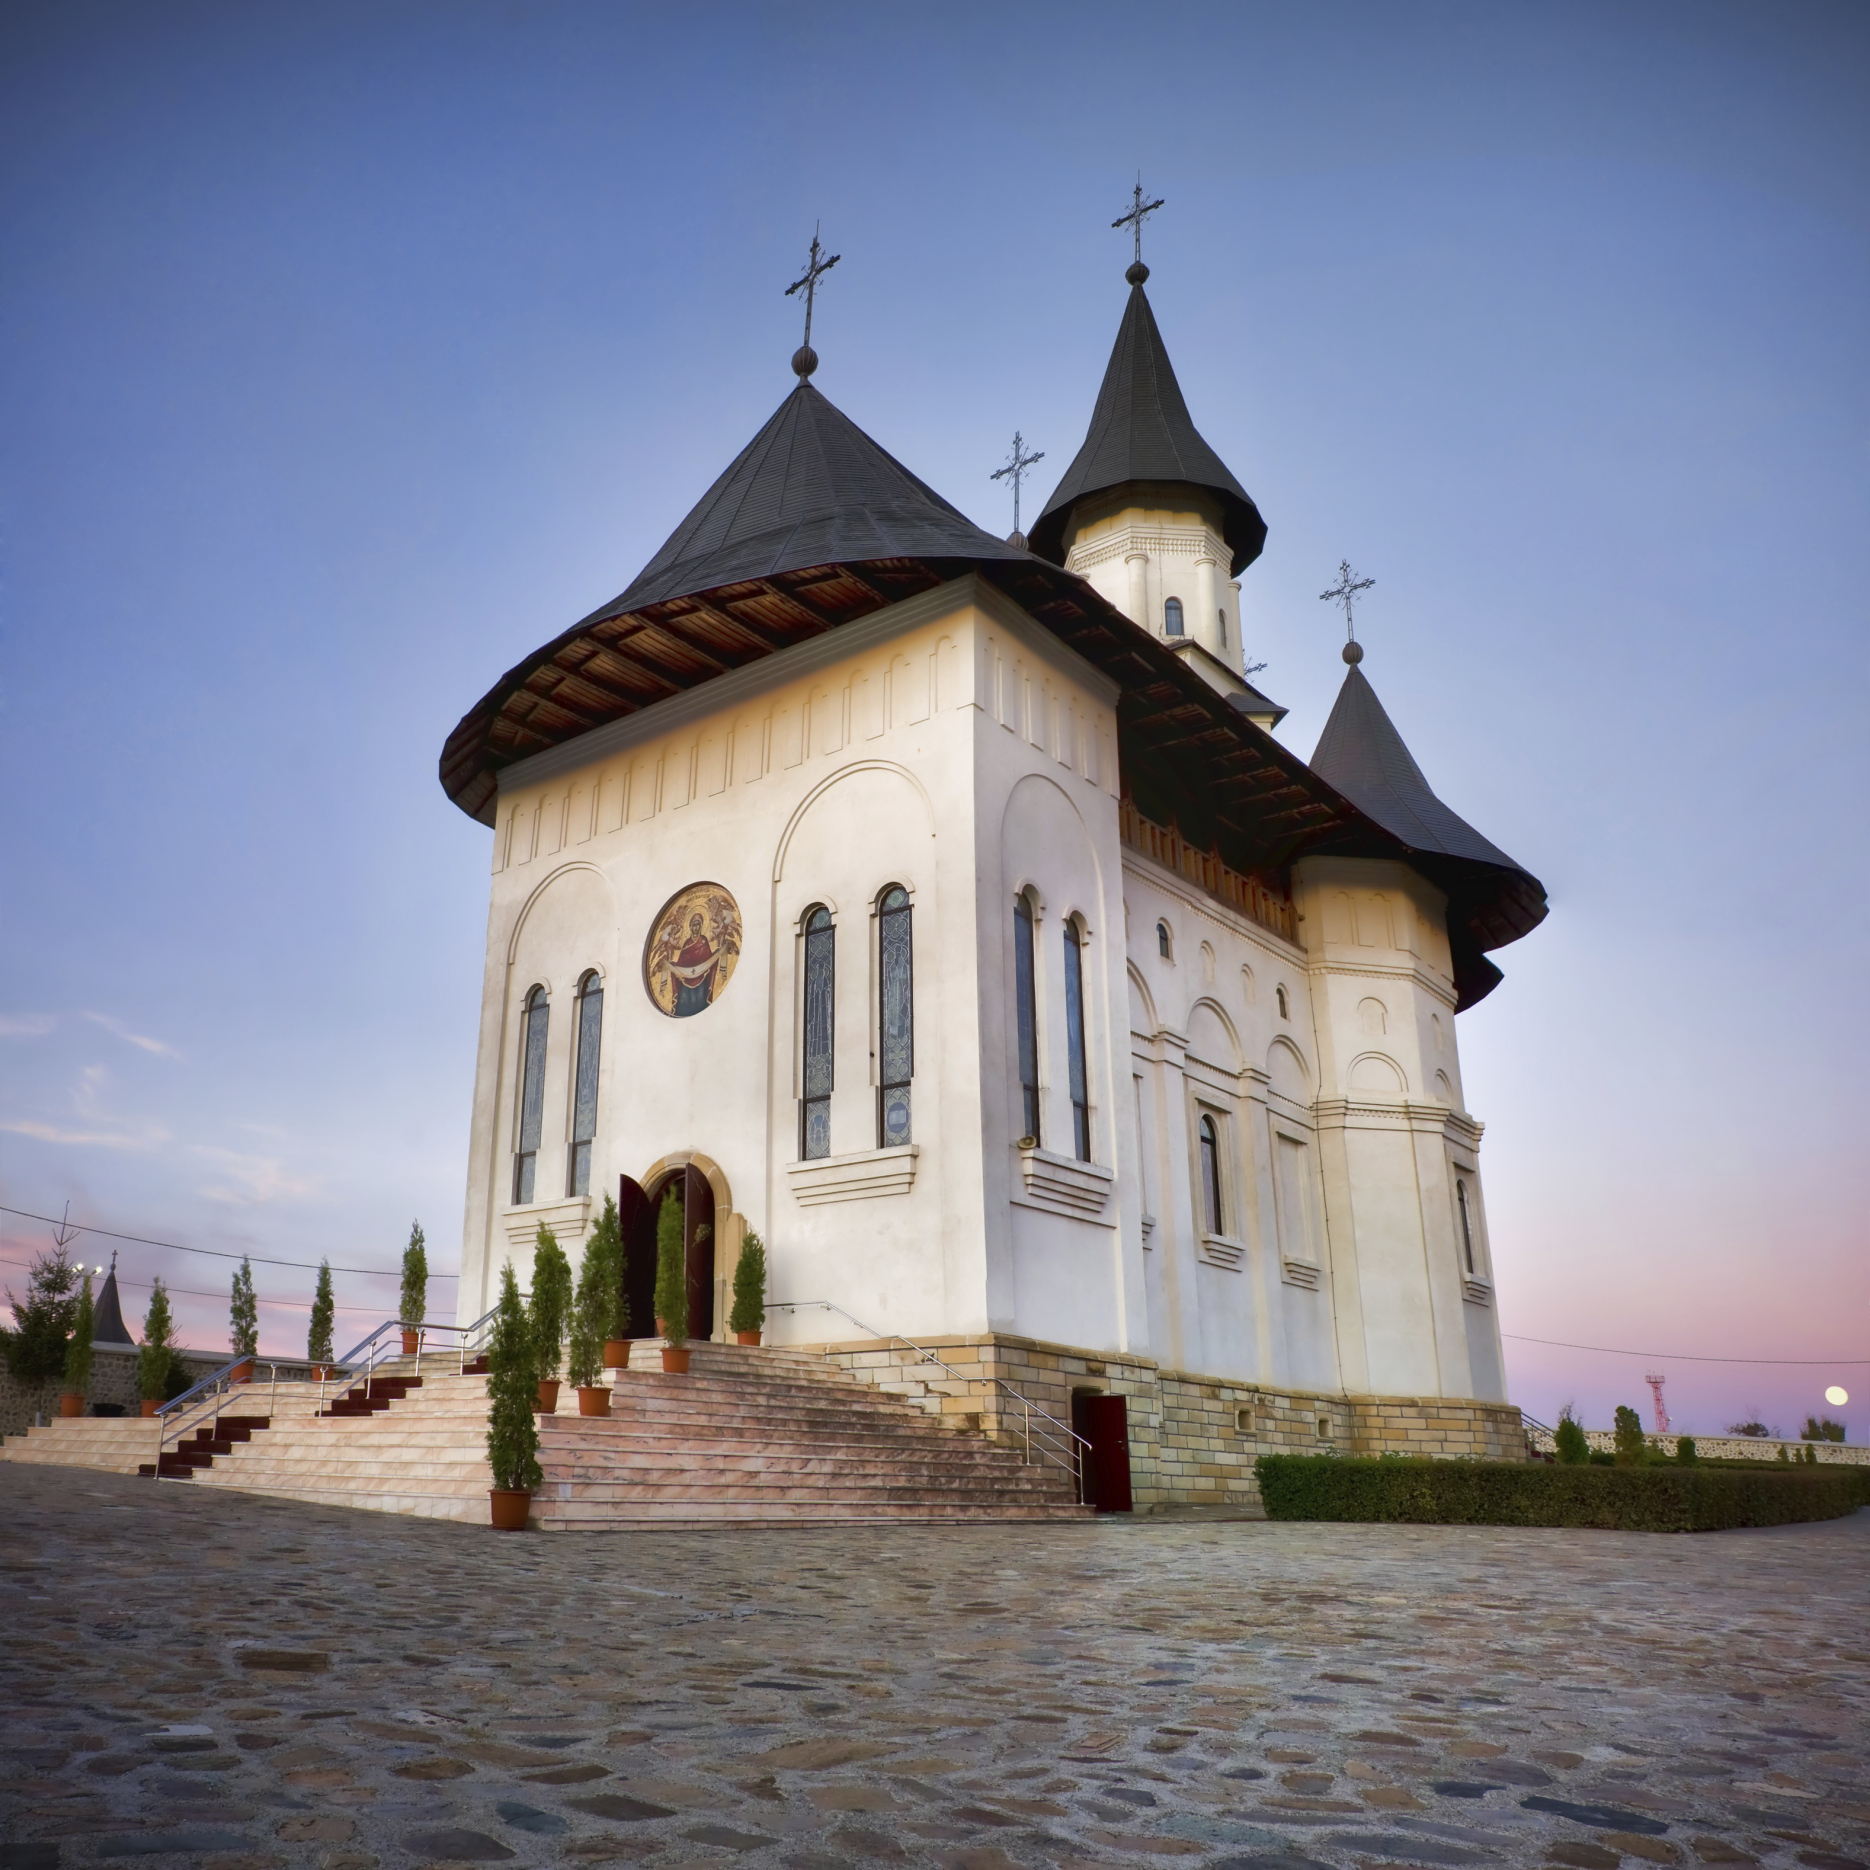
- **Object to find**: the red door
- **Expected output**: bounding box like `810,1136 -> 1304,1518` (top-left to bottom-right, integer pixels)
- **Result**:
1071,1393 -> 1133,1513
617,1175 -> 657,1341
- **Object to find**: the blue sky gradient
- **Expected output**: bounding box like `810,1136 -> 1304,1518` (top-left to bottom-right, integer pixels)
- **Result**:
2,2 -> 1865,1436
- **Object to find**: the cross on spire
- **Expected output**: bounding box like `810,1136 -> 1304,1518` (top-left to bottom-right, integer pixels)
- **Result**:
1320,559 -> 1376,665
1112,178 -> 1165,282
784,222 -> 840,380
990,430 -> 1045,539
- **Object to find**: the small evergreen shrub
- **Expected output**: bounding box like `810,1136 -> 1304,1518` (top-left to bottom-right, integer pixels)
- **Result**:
399,1223 -> 428,1330
654,1190 -> 688,1346
1255,1453 -> 1870,1533
0,1244 -> 82,1383
729,1230 -> 767,1335
63,1273 -> 95,1398
485,1263 -> 542,1494
306,1260 -> 335,1365
229,1257 -> 258,1359
1553,1409 -> 1589,1466
567,1198 -> 623,1389
1676,1436 -> 1698,1465
139,1279 -> 177,1401
528,1225 -> 573,1383
1803,1416 -> 1846,1444
1728,1420 -> 1772,1438
1612,1404 -> 1648,1466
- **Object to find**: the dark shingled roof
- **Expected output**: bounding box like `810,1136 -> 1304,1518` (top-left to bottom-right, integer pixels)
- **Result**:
612,380 -> 1031,614
93,1259 -> 134,1346
1311,661 -> 1547,1003
1028,283 -> 1267,576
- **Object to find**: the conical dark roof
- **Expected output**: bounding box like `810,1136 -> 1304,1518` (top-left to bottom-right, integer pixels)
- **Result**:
92,1257 -> 134,1346
1029,283 -> 1266,576
611,381 -> 1030,615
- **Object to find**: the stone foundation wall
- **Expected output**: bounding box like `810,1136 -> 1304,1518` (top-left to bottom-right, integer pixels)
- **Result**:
799,1330 -> 1528,1511
0,1345 -> 223,1441
1526,1423 -> 1868,1467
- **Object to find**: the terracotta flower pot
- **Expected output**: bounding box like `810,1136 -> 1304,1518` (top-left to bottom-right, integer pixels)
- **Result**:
312,1364 -> 332,1382
577,1385 -> 612,1417
602,1338 -> 631,1369
228,1358 -> 254,1385
654,1317 -> 667,1338
489,1488 -> 531,1531
401,1329 -> 420,1356
141,1398 -> 160,1418
536,1378 -> 561,1414
661,1346 -> 690,1374
735,1329 -> 762,1347
59,1393 -> 84,1418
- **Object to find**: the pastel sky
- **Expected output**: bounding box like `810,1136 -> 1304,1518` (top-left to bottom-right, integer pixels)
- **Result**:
2,2 -> 1865,1437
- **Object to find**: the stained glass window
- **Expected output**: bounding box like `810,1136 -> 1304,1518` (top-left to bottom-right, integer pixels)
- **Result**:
801,907 -> 835,1161
1157,921 -> 1171,959
1014,893 -> 1040,1144
1457,1179 -> 1476,1275
877,886 -> 913,1148
513,985 -> 549,1205
567,971 -> 602,1197
1199,1114 -> 1224,1236
1164,596 -> 1184,636
1063,920 -> 1090,1162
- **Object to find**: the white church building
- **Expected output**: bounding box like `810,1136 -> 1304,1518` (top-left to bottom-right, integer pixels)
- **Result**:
439,253 -> 1547,1507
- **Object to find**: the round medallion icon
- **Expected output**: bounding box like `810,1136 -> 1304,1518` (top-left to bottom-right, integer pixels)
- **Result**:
644,883 -> 742,1018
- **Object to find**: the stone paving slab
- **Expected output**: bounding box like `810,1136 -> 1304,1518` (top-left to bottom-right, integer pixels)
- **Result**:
2,1466 -> 1865,1870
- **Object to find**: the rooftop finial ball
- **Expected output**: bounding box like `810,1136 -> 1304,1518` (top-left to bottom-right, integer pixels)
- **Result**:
1825,1385 -> 1849,1407
791,344 -> 818,380
1342,640 -> 1364,665
1126,260 -> 1150,286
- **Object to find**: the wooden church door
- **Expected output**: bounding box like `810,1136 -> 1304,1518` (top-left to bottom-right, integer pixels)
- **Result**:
620,1168 -> 715,1342
617,1175 -> 657,1341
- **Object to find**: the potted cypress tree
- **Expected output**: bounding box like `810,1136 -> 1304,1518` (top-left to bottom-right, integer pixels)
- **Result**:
139,1279 -> 176,1416
529,1224 -> 572,1413
307,1260 -> 335,1380
229,1257 -> 258,1382
399,1222 -> 428,1355
568,1209 -> 623,1414
485,1262 -> 541,1529
585,1194 -> 631,1369
729,1230 -> 767,1347
653,1189 -> 689,1373
61,1271 -> 95,1417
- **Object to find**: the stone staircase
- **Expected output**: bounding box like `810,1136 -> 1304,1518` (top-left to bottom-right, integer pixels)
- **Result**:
0,1413 -> 161,1475
3,1341 -> 1089,1527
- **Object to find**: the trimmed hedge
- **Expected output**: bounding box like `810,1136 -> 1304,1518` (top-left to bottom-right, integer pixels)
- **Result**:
1255,1454 -> 1870,1534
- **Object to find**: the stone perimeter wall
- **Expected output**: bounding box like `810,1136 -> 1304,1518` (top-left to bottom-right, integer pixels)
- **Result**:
802,1331 -> 1527,1511
1526,1423 -> 1868,1467
0,1346 -> 224,1442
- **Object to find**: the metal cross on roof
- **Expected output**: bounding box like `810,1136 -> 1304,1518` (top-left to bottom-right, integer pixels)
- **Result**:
1319,559 -> 1376,640
990,430 -> 1045,538
784,223 -> 840,379
1112,179 -> 1165,271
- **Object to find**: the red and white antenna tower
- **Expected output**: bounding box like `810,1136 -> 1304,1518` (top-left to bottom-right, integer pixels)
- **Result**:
1645,1372 -> 1670,1436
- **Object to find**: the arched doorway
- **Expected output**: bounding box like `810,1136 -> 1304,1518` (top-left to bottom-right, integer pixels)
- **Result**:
619,1164 -> 717,1342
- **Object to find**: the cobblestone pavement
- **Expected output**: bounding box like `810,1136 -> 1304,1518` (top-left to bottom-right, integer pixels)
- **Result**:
3,1467 -> 1866,1870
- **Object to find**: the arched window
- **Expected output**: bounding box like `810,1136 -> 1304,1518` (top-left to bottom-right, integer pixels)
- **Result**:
1063,919 -> 1091,1162
1456,1178 -> 1477,1275
1199,1114 -> 1224,1236
877,886 -> 913,1148
1014,892 -> 1040,1144
801,907 -> 835,1161
1217,607 -> 1227,646
513,985 -> 549,1205
1164,596 -> 1184,636
1157,921 -> 1172,960
1275,984 -> 1289,1020
567,971 -> 603,1197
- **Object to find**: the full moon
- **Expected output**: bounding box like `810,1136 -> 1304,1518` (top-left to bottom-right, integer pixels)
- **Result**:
1825,1385 -> 1849,1407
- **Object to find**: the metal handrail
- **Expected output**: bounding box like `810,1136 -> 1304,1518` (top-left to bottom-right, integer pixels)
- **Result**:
767,1298 -> 1091,1492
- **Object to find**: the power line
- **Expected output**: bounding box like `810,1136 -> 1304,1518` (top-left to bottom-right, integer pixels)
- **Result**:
1504,1333 -> 1866,1367
0,1205 -> 456,1278
0,1255 -> 390,1315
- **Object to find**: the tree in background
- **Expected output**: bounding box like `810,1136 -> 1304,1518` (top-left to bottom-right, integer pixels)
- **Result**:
307,1260 -> 335,1366
63,1272 -> 95,1401
399,1223 -> 428,1331
1612,1404 -> 1648,1466
229,1257 -> 258,1360
653,1189 -> 687,1346
139,1279 -> 177,1402
1675,1436 -> 1698,1464
1552,1405 -> 1589,1466
1728,1419 -> 1773,1438
567,1198 -> 624,1389
1802,1416 -> 1845,1443
0,1243 -> 82,1383
529,1226 -> 572,1383
485,1262 -> 542,1494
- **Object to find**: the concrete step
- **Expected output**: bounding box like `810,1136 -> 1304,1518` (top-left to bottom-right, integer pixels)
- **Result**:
0,1418 -> 161,1473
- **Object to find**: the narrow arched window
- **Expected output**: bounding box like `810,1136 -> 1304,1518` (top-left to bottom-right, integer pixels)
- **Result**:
1063,919 -> 1091,1162
1014,892 -> 1040,1144
513,985 -> 549,1205
1276,984 -> 1289,1020
877,886 -> 913,1148
1217,607 -> 1227,646
567,971 -> 602,1197
1164,596 -> 1184,636
1199,1114 -> 1224,1236
1457,1179 -> 1476,1275
801,907 -> 835,1161
1157,921 -> 1172,959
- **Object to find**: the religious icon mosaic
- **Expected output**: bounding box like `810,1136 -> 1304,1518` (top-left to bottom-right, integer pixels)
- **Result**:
644,883 -> 742,1019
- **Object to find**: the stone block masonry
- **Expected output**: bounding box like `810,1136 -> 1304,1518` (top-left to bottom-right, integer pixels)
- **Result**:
799,1330 -> 1527,1510
1526,1422 -> 1869,1467
0,1343 -> 223,1441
